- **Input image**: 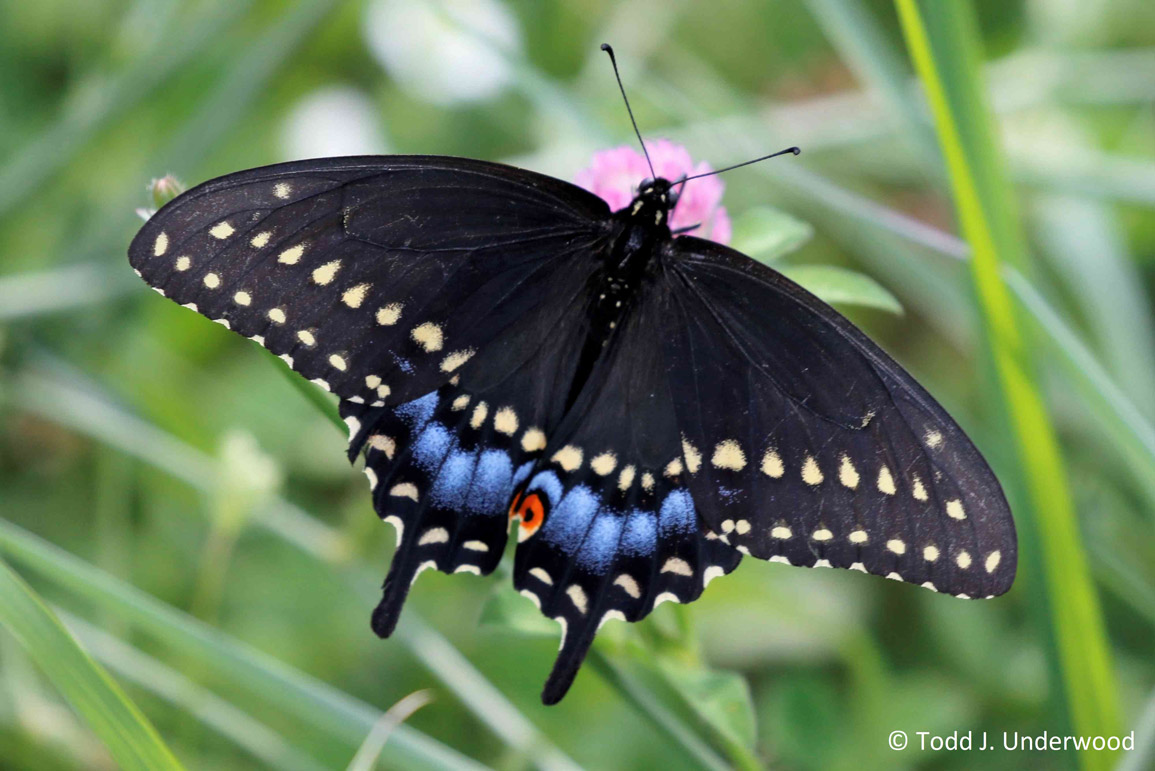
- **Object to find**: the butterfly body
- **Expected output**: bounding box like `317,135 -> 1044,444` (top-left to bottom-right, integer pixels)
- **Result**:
129,153 -> 1015,705
572,178 -> 673,408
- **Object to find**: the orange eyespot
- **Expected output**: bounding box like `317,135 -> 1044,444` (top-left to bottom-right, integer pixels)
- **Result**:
520,494 -> 545,530
509,490 -> 547,540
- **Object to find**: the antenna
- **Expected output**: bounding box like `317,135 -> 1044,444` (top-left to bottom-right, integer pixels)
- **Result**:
677,146 -> 801,185
601,43 -> 655,179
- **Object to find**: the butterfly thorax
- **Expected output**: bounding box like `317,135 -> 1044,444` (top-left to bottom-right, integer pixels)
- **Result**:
613,178 -> 674,252
601,177 -> 674,300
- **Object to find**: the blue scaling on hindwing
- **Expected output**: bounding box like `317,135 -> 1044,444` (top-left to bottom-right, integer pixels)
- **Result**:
512,460 -> 536,489
464,449 -> 514,515
620,508 -> 657,557
526,469 -> 564,507
512,469 -> 745,706
658,488 -> 696,537
394,390 -> 438,428
339,383 -> 547,642
411,420 -> 454,472
575,512 -> 624,572
429,446 -> 476,510
540,484 -> 599,551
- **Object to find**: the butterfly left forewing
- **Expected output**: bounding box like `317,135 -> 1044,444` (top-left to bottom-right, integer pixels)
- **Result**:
660,236 -> 1016,600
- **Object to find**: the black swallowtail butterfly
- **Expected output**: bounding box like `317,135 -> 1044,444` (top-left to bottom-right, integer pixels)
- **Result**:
128,47 -> 1015,705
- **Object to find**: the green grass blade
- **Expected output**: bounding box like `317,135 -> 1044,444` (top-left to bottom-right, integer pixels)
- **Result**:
347,690 -> 434,771
1003,267 -> 1155,508
803,0 -> 939,163
0,557 -> 185,771
893,3 -> 1122,769
0,518 -> 489,771
3,365 -> 578,771
61,612 -> 329,771
0,0 -> 254,219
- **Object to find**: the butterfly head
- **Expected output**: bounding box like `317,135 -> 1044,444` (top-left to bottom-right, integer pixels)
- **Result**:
627,178 -> 676,227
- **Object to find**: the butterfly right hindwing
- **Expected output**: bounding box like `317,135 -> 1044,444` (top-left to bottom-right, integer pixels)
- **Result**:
510,269 -> 742,704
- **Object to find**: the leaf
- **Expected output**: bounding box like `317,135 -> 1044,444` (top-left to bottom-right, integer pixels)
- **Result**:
656,659 -> 757,751
0,557 -> 185,771
477,584 -> 557,638
599,647 -> 760,770
729,205 -> 814,262
586,650 -> 741,771
778,264 -> 904,314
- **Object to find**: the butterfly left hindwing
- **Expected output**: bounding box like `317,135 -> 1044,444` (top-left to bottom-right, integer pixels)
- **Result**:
341,245 -> 607,638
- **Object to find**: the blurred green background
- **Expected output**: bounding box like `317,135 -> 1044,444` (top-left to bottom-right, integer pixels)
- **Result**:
1,0 -> 1153,769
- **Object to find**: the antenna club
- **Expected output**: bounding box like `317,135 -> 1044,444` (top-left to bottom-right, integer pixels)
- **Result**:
601,43 -> 612,53
789,146 -> 801,155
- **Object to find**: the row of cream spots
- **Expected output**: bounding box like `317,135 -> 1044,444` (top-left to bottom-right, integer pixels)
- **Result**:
521,560 -> 729,617
182,220 -> 480,393
682,437 -> 953,509
715,517 -> 999,574
767,548 -> 1001,591
548,444 -> 657,492
262,232 -> 425,343
681,437 -> 965,520
446,396 -> 551,453
196,270 -> 472,393
547,435 -> 961,516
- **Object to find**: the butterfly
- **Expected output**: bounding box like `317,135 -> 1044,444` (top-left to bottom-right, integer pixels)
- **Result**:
127,46 -> 1015,705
